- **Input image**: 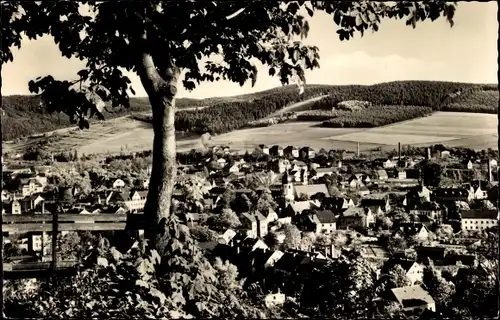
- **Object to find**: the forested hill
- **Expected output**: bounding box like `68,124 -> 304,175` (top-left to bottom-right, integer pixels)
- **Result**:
2,81 -> 497,141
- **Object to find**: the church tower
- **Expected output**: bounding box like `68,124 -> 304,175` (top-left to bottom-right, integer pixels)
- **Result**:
282,170 -> 295,202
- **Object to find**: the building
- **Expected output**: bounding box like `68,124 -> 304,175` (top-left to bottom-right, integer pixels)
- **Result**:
432,188 -> 471,202
310,210 -> 337,234
460,209 -> 498,231
409,202 -> 442,221
241,211 -> 269,238
382,259 -> 424,285
391,286 -> 436,314
284,146 -> 299,158
269,145 -> 284,157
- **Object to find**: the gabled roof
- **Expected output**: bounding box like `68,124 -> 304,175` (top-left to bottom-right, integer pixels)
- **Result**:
461,209 -> 498,219
382,258 -> 419,274
391,286 -> 434,308
343,206 -> 367,217
315,210 -> 337,224
242,211 -> 267,222
433,188 -> 469,197
412,201 -> 440,211
295,184 -> 329,198
288,200 -> 321,214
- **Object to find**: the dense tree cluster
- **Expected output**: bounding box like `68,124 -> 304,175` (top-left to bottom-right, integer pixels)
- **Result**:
1,96 -> 226,142
320,105 -> 433,128
309,81 -> 494,111
174,86 -> 329,134
441,88 -> 498,114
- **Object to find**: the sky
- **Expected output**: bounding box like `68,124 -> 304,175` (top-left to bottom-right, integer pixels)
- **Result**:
2,1 -> 498,99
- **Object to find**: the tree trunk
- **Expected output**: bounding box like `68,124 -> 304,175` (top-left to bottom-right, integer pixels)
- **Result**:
137,49 -> 180,247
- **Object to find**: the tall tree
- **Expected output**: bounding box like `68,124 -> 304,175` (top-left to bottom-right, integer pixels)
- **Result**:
2,1 -> 458,245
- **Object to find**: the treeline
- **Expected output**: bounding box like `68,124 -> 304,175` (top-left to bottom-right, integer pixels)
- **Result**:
441,89 -> 498,114
309,81 -> 496,111
174,86 -> 329,134
1,95 -> 225,141
321,105 -> 433,128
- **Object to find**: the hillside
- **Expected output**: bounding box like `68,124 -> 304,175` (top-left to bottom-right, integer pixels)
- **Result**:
2,81 -> 497,141
1,95 -> 234,141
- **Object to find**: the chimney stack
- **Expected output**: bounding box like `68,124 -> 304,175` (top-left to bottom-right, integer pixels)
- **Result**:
398,142 -> 401,161
357,142 -> 360,158
488,158 -> 493,182
427,148 -> 431,160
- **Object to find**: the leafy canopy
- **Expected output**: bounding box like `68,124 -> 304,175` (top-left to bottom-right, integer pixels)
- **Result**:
2,1 -> 456,128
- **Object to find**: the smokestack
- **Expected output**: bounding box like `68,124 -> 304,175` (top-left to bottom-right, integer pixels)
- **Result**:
357,142 -> 360,158
427,148 -> 431,160
488,158 -> 492,182
398,142 -> 401,161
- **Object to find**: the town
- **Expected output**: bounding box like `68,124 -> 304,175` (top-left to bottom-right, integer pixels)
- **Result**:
2,142 -> 498,318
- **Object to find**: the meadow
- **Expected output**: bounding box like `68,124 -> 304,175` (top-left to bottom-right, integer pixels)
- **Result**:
5,111 -> 495,157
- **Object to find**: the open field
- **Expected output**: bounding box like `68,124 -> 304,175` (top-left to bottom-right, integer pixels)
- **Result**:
4,112 -> 497,157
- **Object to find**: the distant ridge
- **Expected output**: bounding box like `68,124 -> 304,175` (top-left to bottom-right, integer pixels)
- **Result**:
2,80 -> 497,141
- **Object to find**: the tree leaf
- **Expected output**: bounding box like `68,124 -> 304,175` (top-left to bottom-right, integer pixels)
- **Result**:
136,279 -> 150,288
97,257 -> 108,267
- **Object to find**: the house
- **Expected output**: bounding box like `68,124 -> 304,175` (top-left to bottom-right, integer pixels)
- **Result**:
360,198 -> 391,213
314,167 -> 336,179
311,210 -> 337,234
259,144 -> 270,155
358,186 -> 370,196
3,199 -> 22,215
228,163 -> 240,173
338,207 -> 375,229
432,188 -> 471,202
262,207 -> 279,222
391,286 -> 436,314
218,229 -> 237,245
382,259 -> 424,285
467,181 -> 488,200
374,169 -> 389,181
489,159 -> 498,168
405,185 -> 432,205
397,170 -> 407,180
125,190 -> 148,212
299,147 -> 316,159
321,197 -> 355,212
441,151 -> 451,158
464,160 -> 473,170
241,211 -> 269,238
294,184 -> 329,200
396,223 -> 430,241
281,200 -> 321,217
239,237 -> 269,254
269,145 -> 284,157
283,146 -> 299,158
383,159 -> 396,169
19,178 -> 44,197
346,175 -> 364,189
111,179 -> 126,189
460,209 -> 498,231
409,202 -> 442,221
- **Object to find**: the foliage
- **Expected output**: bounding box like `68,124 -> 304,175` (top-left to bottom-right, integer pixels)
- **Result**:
300,250 -> 377,318
256,189 -> 278,212
319,105 -> 433,128
282,223 -> 302,250
206,208 -> 241,232
418,160 -> 443,188
374,265 -> 411,299
189,225 -> 219,243
309,81 -> 494,111
422,263 -> 455,310
441,87 -> 498,114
